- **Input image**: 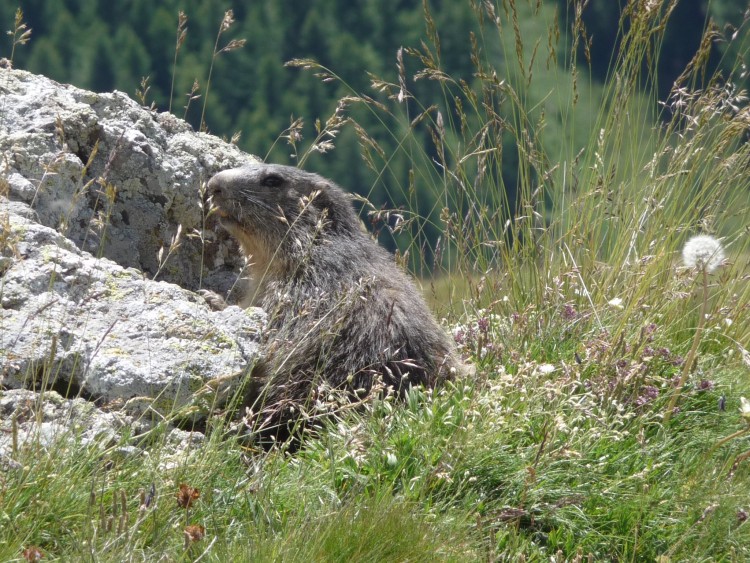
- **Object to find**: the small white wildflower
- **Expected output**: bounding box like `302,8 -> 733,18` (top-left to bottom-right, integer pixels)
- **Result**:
725,318 -> 733,327
682,234 -> 725,273
434,471 -> 453,483
554,415 -> 569,432
740,346 -> 750,368
452,324 -> 467,337
385,452 -> 398,467
608,297 -> 624,309
537,363 -> 555,375
740,397 -> 750,423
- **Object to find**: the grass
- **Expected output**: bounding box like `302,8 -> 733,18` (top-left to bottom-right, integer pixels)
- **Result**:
3,1 -> 750,561
3,366 -> 750,560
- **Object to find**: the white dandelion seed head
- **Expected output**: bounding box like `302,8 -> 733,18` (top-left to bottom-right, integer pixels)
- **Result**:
682,235 -> 725,273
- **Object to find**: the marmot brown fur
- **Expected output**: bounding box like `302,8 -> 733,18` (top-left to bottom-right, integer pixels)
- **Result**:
207,163 -> 459,440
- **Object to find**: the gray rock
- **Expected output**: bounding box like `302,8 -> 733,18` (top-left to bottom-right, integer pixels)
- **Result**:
0,67 -> 255,296
1,207 -> 263,417
0,70 -> 265,445
0,389 -> 131,458
0,388 -> 206,468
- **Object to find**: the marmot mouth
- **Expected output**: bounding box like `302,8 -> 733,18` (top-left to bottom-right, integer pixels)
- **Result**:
213,208 -> 243,230
209,201 -> 242,230
217,211 -> 239,225
208,197 -> 232,220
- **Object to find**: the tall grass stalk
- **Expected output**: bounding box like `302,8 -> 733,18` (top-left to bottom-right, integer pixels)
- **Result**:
168,11 -> 188,115
7,8 -> 31,66
1,9 -> 31,130
199,9 -> 245,132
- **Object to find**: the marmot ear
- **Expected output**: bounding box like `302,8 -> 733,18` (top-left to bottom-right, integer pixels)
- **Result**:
311,182 -> 335,211
309,182 -> 343,227
311,181 -> 361,235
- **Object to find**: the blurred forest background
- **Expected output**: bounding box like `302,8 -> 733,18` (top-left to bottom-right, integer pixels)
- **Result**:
2,0 -> 748,251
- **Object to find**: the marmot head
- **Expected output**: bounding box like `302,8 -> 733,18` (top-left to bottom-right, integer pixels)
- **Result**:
208,163 -> 361,264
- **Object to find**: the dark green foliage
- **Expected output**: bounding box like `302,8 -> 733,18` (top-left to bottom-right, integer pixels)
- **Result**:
556,0 -> 749,98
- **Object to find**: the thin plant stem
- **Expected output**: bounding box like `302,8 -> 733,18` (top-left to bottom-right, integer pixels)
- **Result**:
169,11 -> 188,114
200,12 -> 228,132
707,426 -> 750,456
664,267 -> 709,424
199,10 -> 244,131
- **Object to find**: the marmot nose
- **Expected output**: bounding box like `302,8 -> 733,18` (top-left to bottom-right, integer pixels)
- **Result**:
208,168 -> 245,197
207,174 -> 223,197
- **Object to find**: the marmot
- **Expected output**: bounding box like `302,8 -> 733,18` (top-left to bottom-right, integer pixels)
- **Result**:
207,163 -> 460,440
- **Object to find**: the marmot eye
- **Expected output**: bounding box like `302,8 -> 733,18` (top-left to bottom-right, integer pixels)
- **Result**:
261,174 -> 284,188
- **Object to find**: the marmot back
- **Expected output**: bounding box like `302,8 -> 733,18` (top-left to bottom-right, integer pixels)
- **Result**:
208,163 -> 459,440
